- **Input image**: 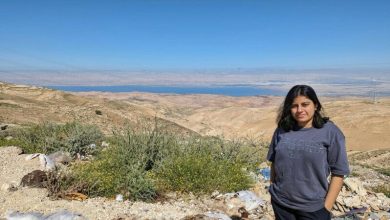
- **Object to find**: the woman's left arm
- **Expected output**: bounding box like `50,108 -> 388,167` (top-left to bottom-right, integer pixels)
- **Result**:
324,174 -> 344,211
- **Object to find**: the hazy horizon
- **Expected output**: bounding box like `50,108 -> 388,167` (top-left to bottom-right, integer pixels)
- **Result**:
1,68 -> 389,85
1,68 -> 389,97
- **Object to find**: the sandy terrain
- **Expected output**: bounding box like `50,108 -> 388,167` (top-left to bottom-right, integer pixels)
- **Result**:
77,92 -> 390,151
0,82 -> 192,136
1,81 -> 389,150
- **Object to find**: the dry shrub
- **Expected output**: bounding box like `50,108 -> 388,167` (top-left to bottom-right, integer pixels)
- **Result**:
40,121 -> 267,201
371,184 -> 390,198
13,121 -> 103,157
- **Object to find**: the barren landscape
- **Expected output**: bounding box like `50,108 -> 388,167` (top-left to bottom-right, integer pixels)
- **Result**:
76,91 -> 390,151
1,81 -> 389,150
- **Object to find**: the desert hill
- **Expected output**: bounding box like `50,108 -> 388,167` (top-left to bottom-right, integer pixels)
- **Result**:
76,91 -> 390,151
0,82 -> 194,135
1,81 -> 389,150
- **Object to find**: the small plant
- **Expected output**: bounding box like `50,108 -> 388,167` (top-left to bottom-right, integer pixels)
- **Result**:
46,167 -> 80,199
371,184 -> 390,198
0,102 -> 20,108
349,170 -> 360,177
95,110 -> 102,115
375,168 -> 390,177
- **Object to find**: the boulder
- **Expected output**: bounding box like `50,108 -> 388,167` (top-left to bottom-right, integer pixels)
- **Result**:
4,146 -> 23,155
20,170 -> 47,188
344,177 -> 367,196
343,195 -> 362,208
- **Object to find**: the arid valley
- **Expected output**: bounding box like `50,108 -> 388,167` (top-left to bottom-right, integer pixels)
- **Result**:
1,81 -> 389,151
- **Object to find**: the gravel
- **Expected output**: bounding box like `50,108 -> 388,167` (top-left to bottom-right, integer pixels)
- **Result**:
0,146 -> 206,220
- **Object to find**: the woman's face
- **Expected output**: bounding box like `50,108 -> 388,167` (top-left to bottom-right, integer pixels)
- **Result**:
290,95 -> 317,128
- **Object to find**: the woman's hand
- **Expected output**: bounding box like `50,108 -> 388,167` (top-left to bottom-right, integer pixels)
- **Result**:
324,202 -> 333,212
324,174 -> 344,212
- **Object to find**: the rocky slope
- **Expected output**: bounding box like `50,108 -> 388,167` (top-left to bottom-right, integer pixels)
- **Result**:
0,82 -> 195,136
76,91 -> 390,151
1,146 -> 389,220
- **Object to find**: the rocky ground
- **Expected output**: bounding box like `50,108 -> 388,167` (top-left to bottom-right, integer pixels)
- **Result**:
1,146 -> 389,220
0,146 -> 272,220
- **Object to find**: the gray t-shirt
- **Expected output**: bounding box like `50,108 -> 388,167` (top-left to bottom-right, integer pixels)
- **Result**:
267,121 -> 350,212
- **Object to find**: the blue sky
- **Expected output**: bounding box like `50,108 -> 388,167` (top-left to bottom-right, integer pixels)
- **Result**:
1,0 -> 390,70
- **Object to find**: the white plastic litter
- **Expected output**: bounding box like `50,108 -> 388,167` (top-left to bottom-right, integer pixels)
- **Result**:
39,154 -> 55,171
45,210 -> 86,220
204,211 -> 232,220
25,153 -> 55,171
6,211 -> 44,220
6,210 -> 87,220
115,194 -> 123,202
236,190 -> 265,211
101,141 -> 109,147
25,153 -> 41,161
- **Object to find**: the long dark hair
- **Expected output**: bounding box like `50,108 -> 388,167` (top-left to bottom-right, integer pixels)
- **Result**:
277,85 -> 328,131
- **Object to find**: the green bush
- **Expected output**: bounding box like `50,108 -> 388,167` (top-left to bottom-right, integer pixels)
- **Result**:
0,137 -> 24,148
0,127 -> 27,148
70,122 -> 265,200
72,150 -> 157,200
206,136 -> 268,170
13,121 -> 103,156
153,153 -> 253,194
151,135 -> 264,194
71,124 -> 179,200
62,122 -> 103,157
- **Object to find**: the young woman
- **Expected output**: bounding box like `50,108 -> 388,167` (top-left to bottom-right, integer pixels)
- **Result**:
267,85 -> 349,220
